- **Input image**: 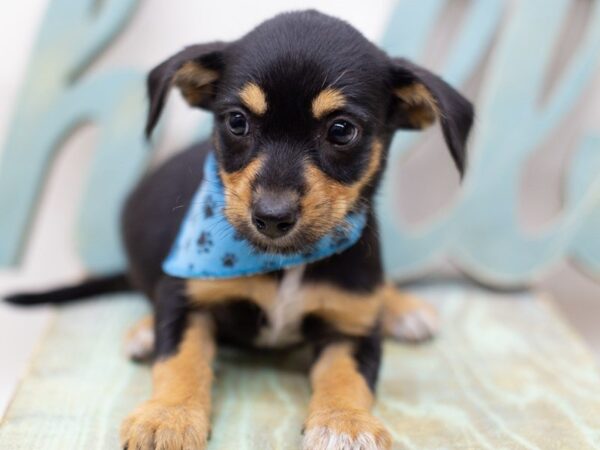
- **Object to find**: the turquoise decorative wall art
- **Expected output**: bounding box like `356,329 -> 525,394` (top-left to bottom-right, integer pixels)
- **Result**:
0,0 -> 599,288
0,0 -> 148,273
377,0 -> 600,287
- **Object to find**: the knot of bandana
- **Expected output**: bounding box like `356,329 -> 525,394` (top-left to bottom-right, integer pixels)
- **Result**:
162,153 -> 367,279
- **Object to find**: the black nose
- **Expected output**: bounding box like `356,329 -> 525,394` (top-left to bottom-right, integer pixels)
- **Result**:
251,191 -> 299,239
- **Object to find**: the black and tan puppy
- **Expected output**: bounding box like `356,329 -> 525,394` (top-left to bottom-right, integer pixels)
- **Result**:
7,10 -> 473,450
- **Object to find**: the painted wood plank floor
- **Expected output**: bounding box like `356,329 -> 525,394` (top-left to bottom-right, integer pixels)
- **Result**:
1,284 -> 599,449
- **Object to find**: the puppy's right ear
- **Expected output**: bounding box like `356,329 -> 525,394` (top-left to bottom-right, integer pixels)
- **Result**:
389,58 -> 474,175
146,42 -> 228,138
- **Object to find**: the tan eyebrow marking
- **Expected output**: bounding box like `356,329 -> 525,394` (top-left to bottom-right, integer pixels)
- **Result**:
239,82 -> 268,115
311,88 -> 346,119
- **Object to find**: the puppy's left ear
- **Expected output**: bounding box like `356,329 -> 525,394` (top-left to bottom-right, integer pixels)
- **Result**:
389,58 -> 474,174
146,42 -> 228,138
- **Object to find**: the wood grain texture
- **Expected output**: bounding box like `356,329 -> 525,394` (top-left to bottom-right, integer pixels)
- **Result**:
1,285 -> 599,449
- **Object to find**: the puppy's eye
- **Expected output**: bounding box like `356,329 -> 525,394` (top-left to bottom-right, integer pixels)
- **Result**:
226,112 -> 249,136
327,119 -> 358,146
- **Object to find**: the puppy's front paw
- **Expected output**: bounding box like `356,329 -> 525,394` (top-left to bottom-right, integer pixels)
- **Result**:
124,315 -> 155,362
303,409 -> 392,450
120,400 -> 209,450
383,293 -> 439,343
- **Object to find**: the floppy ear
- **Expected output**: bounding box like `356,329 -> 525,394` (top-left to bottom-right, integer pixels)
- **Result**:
390,58 -> 474,174
146,42 -> 228,138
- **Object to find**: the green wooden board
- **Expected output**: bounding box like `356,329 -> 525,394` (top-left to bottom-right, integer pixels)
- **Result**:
1,284 -> 599,449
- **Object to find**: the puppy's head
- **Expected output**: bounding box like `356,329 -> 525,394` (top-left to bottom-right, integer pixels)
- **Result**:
147,10 -> 473,253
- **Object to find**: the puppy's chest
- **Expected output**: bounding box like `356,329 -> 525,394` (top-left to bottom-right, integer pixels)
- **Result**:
189,265 -> 381,346
254,265 -> 307,347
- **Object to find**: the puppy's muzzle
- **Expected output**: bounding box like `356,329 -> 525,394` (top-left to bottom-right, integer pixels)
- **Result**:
251,189 -> 299,239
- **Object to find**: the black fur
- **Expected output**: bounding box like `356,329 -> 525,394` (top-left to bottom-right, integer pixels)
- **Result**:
121,142 -> 210,299
146,42 -> 228,137
303,211 -> 383,293
5,10 -> 474,397
302,314 -> 346,346
210,300 -> 268,347
4,273 -> 131,306
353,326 -> 383,392
154,276 -> 188,359
302,315 -> 382,392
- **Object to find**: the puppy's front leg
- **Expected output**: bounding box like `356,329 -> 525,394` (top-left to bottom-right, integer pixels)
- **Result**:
303,338 -> 392,450
121,277 -> 215,450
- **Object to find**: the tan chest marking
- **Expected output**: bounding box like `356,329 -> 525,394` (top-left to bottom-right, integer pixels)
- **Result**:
186,275 -> 277,308
186,272 -> 385,344
255,273 -> 385,345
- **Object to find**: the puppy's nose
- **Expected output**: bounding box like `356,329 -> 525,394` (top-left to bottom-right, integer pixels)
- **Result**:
251,191 -> 299,239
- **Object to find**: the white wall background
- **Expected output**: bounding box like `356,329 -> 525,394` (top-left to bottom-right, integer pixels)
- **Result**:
1,0 -> 599,415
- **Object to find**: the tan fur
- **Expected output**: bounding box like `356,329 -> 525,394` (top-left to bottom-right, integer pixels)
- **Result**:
312,88 -> 346,119
302,283 -> 384,336
219,137 -> 381,247
301,140 -> 382,236
120,314 -> 215,450
189,266 -> 381,346
394,82 -> 439,128
220,156 -> 264,229
303,343 -> 392,449
186,275 -> 277,310
309,343 -> 374,410
174,61 -> 219,106
239,82 -> 268,115
189,275 -> 384,338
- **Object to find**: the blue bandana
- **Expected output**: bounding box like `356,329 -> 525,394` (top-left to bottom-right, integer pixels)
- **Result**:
162,152 -> 367,279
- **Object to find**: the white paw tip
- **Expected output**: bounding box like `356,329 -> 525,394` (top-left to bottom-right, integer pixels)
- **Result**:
125,327 -> 155,361
303,428 -> 390,450
391,308 -> 439,342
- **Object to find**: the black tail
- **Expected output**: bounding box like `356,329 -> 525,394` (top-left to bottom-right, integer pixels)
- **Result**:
4,273 -> 133,306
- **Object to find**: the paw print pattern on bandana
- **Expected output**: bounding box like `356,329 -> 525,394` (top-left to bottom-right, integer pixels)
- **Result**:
222,253 -> 238,267
203,195 -> 216,219
261,260 -> 280,272
196,231 -> 213,253
302,248 -> 317,260
330,226 -> 350,249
